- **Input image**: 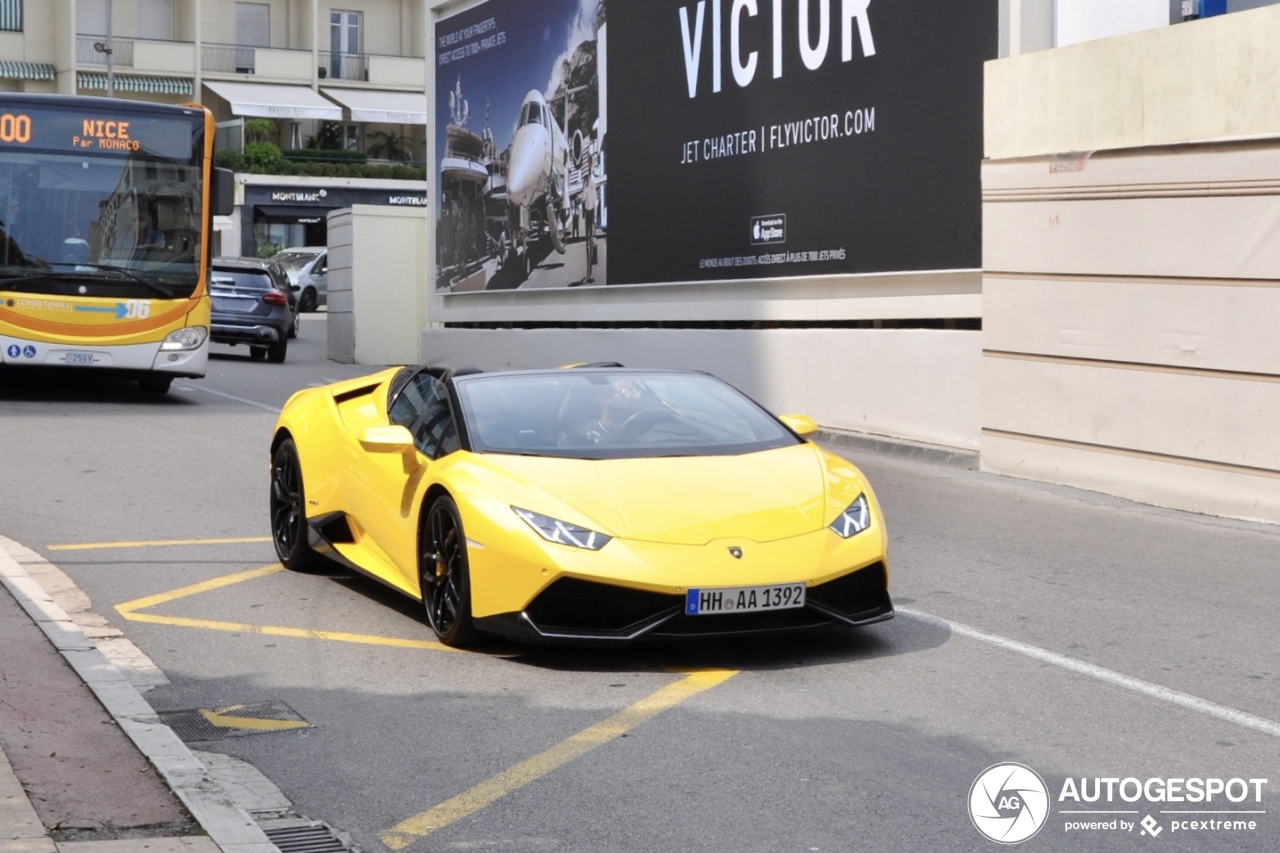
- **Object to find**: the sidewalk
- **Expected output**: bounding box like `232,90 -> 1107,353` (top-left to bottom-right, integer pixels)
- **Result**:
0,538 -> 277,853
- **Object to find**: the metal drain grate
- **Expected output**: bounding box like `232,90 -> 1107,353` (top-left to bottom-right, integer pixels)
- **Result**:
156,700 -> 310,741
264,822 -> 351,853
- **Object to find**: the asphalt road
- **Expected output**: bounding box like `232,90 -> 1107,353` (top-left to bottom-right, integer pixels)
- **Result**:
2,313 -> 1277,852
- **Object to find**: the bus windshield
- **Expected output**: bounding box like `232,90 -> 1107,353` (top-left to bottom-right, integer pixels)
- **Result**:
0,150 -> 203,299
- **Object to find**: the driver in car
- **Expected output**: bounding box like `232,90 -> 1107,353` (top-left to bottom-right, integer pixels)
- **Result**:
568,378 -> 647,445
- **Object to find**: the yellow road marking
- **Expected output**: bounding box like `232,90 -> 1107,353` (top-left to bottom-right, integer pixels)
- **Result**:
199,706 -> 310,732
379,668 -> 738,850
116,564 -> 458,653
122,609 -> 456,650
49,536 -> 271,551
116,564 -> 284,613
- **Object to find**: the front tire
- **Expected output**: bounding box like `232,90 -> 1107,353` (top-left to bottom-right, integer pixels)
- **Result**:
299,288 -> 318,313
420,495 -> 477,647
270,438 -> 323,571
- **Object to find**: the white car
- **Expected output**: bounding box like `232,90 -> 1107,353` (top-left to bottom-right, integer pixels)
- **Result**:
272,246 -> 327,312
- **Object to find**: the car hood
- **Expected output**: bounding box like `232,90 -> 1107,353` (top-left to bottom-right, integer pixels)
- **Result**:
484,443 -> 840,545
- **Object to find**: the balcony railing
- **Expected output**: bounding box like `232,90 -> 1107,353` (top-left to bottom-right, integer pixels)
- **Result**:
76,35 -> 135,67
319,51 -> 368,81
202,43 -> 256,74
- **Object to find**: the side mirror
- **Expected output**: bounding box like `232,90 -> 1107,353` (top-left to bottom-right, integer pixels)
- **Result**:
778,414 -> 819,438
359,425 -> 416,454
210,167 -> 235,217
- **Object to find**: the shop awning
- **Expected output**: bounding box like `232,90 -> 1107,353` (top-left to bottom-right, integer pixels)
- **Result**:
78,72 -> 193,95
320,88 -> 428,125
0,61 -> 56,81
204,81 -> 342,121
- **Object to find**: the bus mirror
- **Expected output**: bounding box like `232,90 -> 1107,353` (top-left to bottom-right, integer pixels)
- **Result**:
211,168 -> 235,217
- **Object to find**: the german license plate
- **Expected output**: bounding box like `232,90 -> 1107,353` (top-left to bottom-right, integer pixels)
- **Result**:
62,351 -> 98,365
685,582 -> 805,616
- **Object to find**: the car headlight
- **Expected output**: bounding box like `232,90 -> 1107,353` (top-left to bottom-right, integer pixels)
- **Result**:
829,493 -> 871,538
512,507 -> 611,550
160,326 -> 208,351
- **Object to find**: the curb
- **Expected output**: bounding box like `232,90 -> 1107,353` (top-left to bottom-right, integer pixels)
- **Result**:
0,535 -> 280,853
815,427 -> 978,468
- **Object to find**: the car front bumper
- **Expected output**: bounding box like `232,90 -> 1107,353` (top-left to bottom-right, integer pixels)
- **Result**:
473,561 -> 893,643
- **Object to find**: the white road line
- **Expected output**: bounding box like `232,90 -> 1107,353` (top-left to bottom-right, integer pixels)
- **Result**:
174,383 -> 281,413
898,607 -> 1280,739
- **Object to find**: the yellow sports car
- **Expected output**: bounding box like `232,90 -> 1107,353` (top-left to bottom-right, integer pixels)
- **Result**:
269,365 -> 892,646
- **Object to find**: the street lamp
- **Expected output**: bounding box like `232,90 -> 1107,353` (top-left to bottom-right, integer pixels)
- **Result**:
91,0 -> 115,97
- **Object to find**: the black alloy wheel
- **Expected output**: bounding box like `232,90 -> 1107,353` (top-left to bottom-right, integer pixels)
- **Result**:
420,495 -> 477,647
270,439 -> 322,571
299,287 -> 318,313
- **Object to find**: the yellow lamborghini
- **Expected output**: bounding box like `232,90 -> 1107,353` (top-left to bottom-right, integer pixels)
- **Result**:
269,365 -> 892,646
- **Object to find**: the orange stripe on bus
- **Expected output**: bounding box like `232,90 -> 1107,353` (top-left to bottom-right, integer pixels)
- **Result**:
0,299 -> 198,337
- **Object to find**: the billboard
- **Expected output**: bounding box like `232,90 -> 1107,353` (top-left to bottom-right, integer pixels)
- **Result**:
434,0 -> 996,292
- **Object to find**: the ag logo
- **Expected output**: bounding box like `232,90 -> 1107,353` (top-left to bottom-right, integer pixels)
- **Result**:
969,763 -> 1049,844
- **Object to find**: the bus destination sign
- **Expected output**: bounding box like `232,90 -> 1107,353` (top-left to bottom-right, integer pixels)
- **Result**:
0,104 -> 198,160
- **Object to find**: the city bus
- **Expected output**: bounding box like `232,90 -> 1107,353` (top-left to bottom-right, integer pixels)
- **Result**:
0,93 -> 233,393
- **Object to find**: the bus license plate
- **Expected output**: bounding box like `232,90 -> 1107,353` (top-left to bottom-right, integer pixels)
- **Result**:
63,352 -> 98,365
685,582 -> 805,616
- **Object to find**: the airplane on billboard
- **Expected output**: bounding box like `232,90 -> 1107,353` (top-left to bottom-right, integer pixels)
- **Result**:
504,88 -> 590,275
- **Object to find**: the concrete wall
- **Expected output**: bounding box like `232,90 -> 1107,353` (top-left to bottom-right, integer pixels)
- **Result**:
986,4 -> 1280,159
328,204 -> 427,365
420,327 -> 983,451
422,268 -> 984,449
982,8 -> 1280,523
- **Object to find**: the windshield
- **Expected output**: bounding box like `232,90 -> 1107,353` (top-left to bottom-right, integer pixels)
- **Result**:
456,371 -> 802,460
0,151 -> 203,299
518,100 -> 546,129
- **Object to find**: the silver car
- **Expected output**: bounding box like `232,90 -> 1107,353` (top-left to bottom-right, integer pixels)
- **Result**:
273,246 -> 327,312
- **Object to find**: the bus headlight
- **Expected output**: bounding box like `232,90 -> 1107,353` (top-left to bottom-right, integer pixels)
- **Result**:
160,326 -> 208,351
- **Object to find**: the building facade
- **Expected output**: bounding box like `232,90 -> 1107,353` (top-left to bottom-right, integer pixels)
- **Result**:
0,0 -> 429,255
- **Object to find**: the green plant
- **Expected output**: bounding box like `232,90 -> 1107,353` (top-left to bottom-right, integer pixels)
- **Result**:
314,121 -> 345,150
244,118 -> 275,143
213,148 -> 245,171
281,148 -> 368,163
367,131 -> 414,162
244,141 -> 282,171
256,242 -> 282,259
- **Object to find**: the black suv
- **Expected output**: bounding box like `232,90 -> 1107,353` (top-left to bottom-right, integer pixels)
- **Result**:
209,257 -> 298,363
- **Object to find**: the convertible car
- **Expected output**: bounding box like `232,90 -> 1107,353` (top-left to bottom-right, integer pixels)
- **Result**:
269,365 -> 892,646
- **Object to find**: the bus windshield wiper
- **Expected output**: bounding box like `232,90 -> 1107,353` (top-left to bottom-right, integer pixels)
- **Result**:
6,263 -> 178,298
